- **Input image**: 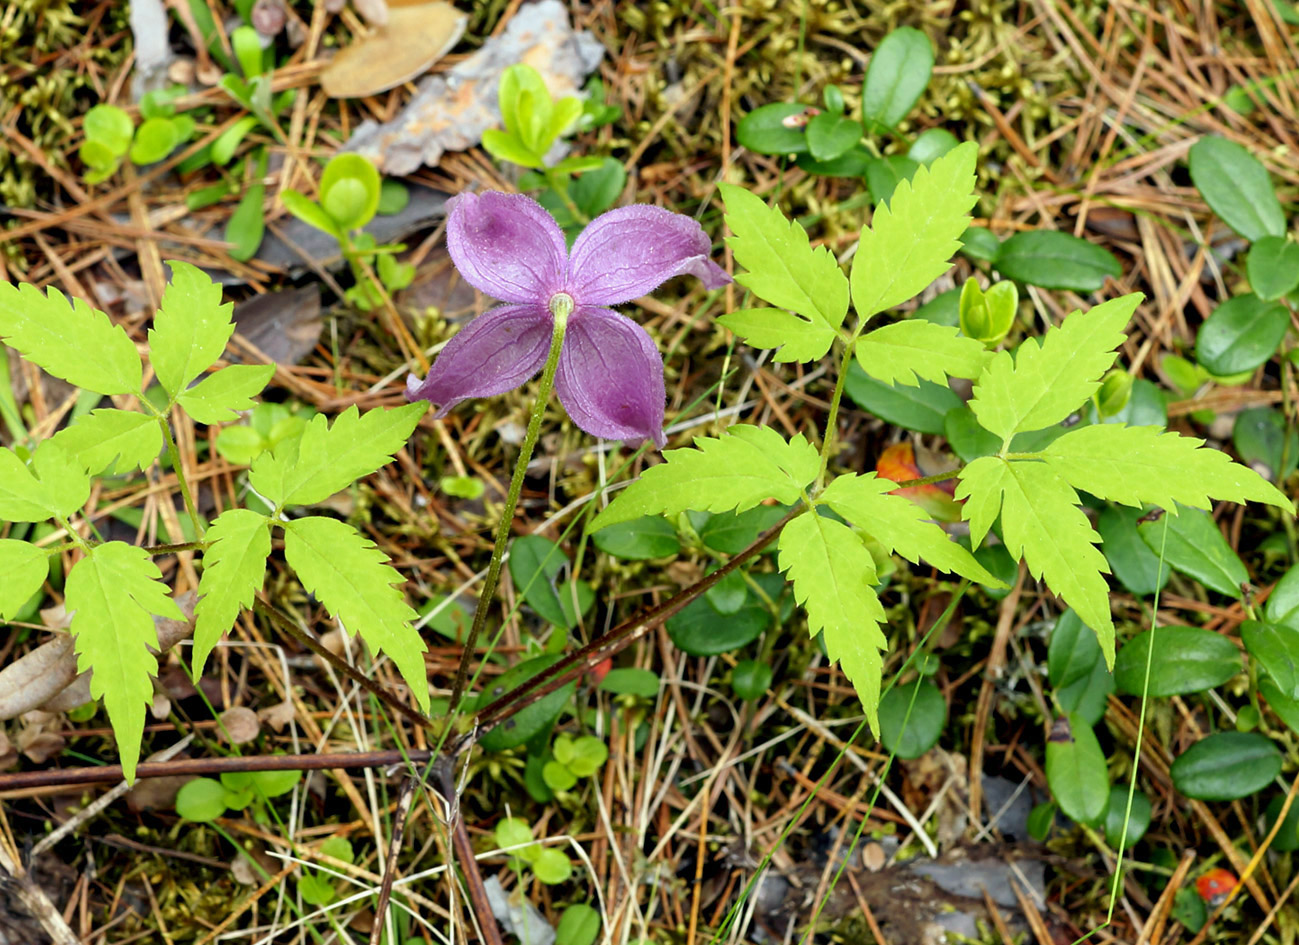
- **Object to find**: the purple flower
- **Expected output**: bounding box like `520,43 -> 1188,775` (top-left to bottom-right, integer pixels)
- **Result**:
405,191 -> 730,447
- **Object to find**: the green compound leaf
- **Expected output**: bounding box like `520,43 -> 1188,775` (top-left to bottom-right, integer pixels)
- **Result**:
52,408 -> 161,475
66,542 -> 184,782
957,457 -> 1115,662
177,364 -> 276,424
854,319 -> 991,386
0,282 -> 142,396
0,441 -> 91,522
718,308 -> 839,364
1188,135 -> 1285,242
282,516 -> 430,712
850,141 -> 977,325
778,512 -> 887,732
1043,423 -> 1292,514
589,424 -> 818,532
0,539 -> 48,620
193,509 -> 271,677
149,261 -> 236,401
719,183 -> 848,361
250,402 -> 426,508
969,293 -> 1142,443
820,473 -> 1003,585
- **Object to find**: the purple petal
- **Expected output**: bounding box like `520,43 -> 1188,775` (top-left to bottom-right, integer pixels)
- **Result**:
555,307 -> 666,447
405,304 -> 552,415
568,205 -> 731,306
445,192 -> 568,303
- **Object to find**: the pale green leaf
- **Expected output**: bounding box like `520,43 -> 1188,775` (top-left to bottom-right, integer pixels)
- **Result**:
1043,423 -> 1293,514
717,308 -> 838,363
149,261 -> 235,400
821,473 -> 1004,585
0,539 -> 48,620
969,293 -> 1142,443
0,441 -> 90,521
588,424 -> 818,532
720,183 -> 849,361
31,440 -> 91,518
52,408 -> 161,475
956,458 -> 1115,662
177,364 -> 276,424
854,319 -> 991,386
0,448 -> 58,521
249,402 -> 426,508
849,141 -> 977,323
283,516 -> 430,712
193,509 -> 271,676
0,282 -> 142,395
66,542 -> 184,781
778,512 -> 887,731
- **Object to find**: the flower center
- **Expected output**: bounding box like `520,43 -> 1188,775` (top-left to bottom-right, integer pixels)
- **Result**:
549,292 -> 574,326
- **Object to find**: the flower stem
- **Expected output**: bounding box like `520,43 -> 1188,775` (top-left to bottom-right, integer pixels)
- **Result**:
446,302 -> 570,715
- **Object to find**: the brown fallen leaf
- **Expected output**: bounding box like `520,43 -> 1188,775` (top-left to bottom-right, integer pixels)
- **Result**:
321,1 -> 467,99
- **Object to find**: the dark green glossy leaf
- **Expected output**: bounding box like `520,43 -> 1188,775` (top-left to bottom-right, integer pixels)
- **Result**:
1098,505 -> 1169,597
1233,407 -> 1298,482
1266,562 -> 1299,627
1138,509 -> 1248,598
1188,136 -> 1285,241
736,103 -> 809,155
666,588 -> 768,656
695,505 -> 789,555
1245,236 -> 1299,300
1241,620 -> 1299,698
508,535 -> 592,629
1170,731 -> 1281,800
907,128 -> 959,165
1263,794 -> 1299,852
972,542 -> 1018,600
795,146 -> 873,177
731,660 -> 773,701
1261,676 -> 1299,733
862,27 -> 933,129
476,654 -> 574,751
994,230 -> 1121,291
598,667 -> 660,698
1114,626 -> 1240,696
1104,786 -> 1152,848
1196,293 -> 1288,376
959,226 -> 1002,263
571,158 -> 626,218
1045,714 -> 1109,825
1083,378 -> 1168,428
805,113 -> 862,162
877,680 -> 946,759
1027,801 -> 1056,841
914,289 -> 960,327
846,362 -> 961,434
590,515 -> 680,560
1049,609 -> 1114,726
864,155 -> 919,205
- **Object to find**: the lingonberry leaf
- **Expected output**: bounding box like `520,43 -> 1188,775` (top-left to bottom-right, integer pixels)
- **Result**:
588,424 -> 818,532
148,261 -> 236,401
849,141 -> 977,324
0,282 -> 142,396
193,509 -> 272,677
282,516 -> 430,712
66,542 -> 185,782
778,511 -> 887,731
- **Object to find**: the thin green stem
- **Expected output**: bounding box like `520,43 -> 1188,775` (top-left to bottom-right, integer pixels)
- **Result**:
446,300 -> 571,715
544,170 -> 586,225
816,337 -> 855,488
158,415 -> 205,538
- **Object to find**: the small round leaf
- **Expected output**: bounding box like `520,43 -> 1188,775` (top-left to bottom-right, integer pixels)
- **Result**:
1196,293 -> 1288,376
731,660 -> 773,702
176,778 -> 229,822
877,680 -> 946,759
